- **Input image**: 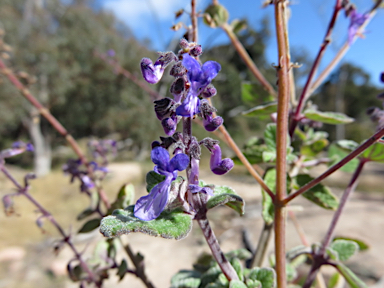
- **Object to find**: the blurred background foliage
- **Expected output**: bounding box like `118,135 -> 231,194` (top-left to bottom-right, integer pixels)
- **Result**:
0,0 -> 381,173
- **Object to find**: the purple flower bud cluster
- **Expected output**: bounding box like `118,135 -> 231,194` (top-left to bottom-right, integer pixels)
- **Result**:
135,40 -> 234,221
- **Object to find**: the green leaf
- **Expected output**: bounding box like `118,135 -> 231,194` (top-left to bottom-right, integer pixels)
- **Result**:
328,143 -> 359,173
206,185 -> 245,216
304,110 -> 354,125
335,140 -> 359,151
336,263 -> 368,288
333,236 -> 369,251
231,258 -> 244,282
248,267 -> 276,288
331,239 -> 359,261
78,218 -> 100,233
199,265 -> 222,288
231,19 -> 247,34
225,249 -> 252,261
245,279 -> 261,288
300,138 -> 329,157
229,280 -> 248,288
233,137 -> 268,165
328,272 -> 342,288
146,171 -> 166,192
295,174 -> 339,210
99,206 -> 193,240
203,4 -> 229,27
170,270 -> 201,288
108,183 -> 135,214
360,142 -> 384,162
242,102 -> 277,118
117,259 -> 128,281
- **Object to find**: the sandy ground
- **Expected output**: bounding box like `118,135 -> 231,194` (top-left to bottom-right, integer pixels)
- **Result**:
1,162 -> 384,288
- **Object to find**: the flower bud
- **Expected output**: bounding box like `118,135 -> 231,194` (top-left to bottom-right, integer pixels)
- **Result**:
210,144 -> 234,175
161,117 -> 177,136
203,115 -> 223,132
201,85 -> 217,98
190,45 -> 203,57
170,62 -> 187,77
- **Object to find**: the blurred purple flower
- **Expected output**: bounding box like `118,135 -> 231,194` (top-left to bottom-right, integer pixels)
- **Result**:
348,9 -> 369,45
107,49 -> 115,57
176,54 -> 221,117
0,141 -> 34,159
140,52 -> 177,84
134,147 -> 189,221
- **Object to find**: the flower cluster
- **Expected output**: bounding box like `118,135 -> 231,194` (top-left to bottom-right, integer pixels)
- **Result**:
135,40 -> 234,221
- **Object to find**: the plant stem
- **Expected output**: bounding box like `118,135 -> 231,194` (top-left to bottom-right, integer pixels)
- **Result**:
250,222 -> 273,268
307,0 -> 382,96
289,0 -> 343,137
198,218 -> 239,281
191,0 -> 198,43
0,163 -> 96,283
121,241 -> 156,288
284,127 -> 384,204
0,58 -> 111,209
274,0 -> 291,286
221,22 -> 277,97
303,159 -> 366,288
319,159 -> 366,255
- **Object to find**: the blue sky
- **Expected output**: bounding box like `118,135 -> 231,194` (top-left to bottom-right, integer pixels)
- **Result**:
99,0 -> 384,87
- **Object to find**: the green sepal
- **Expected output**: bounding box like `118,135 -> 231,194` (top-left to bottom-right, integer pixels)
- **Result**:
99,206 -> 193,240
336,263 -> 368,288
295,174 -> 339,210
303,109 -> 354,125
229,280 -> 248,288
206,185 -> 244,216
146,171 -> 166,192
203,4 -> 229,28
330,239 -> 359,261
248,267 -> 276,288
107,183 -> 135,214
78,218 -> 101,233
170,270 -> 201,288
242,102 -> 277,118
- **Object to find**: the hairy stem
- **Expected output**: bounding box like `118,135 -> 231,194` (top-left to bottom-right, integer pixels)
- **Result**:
274,0 -> 291,286
289,0 -> 343,137
284,127 -> 384,203
221,22 -> 277,97
198,218 -> 239,281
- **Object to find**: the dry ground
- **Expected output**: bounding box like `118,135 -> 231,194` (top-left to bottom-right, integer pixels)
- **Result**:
1,162 -> 384,288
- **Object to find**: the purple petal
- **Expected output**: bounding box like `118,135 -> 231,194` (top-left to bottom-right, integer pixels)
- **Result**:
134,177 -> 171,221
199,61 -> 221,88
189,184 -> 213,196
161,117 -> 177,136
203,115 -> 223,132
176,94 -> 200,117
210,144 -> 234,175
182,54 -> 201,82
168,153 -> 189,172
140,58 -> 164,84
151,147 -> 170,171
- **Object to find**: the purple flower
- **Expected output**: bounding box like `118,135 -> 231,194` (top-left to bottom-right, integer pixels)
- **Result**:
0,141 -> 34,159
348,9 -> 369,45
107,49 -> 115,57
210,144 -> 234,175
140,52 -> 177,84
176,54 -> 221,117
134,147 -> 189,221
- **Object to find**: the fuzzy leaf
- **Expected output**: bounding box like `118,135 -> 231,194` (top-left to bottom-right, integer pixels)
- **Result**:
231,258 -> 244,282
296,174 -> 339,210
328,143 -> 359,173
242,102 -> 277,118
336,263 -> 368,288
334,236 -> 369,251
203,4 -> 229,27
206,185 -> 245,216
248,267 -> 276,288
231,19 -> 247,34
360,142 -> 384,162
229,280 -> 248,288
78,218 -> 100,233
171,270 -> 201,288
146,171 -> 166,192
262,124 -> 296,163
300,138 -> 329,157
100,206 -> 193,240
226,249 -> 252,261
331,239 -> 359,261
199,265 -> 222,288
304,110 -> 354,125
245,279 -> 261,288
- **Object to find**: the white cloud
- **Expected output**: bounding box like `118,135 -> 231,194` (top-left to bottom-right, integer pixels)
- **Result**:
103,0 -> 183,30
